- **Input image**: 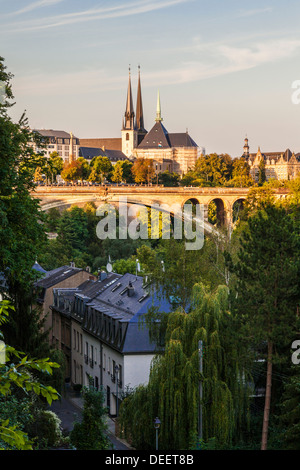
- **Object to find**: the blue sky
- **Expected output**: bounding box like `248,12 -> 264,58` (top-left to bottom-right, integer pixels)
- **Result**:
2,0 -> 300,157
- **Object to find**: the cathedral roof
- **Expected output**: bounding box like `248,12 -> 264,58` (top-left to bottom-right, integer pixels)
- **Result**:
138,121 -> 198,149
138,121 -> 171,149
168,132 -> 198,148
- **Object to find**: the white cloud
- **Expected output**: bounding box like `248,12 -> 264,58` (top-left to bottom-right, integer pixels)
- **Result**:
1,0 -> 191,32
235,7 -> 273,18
5,0 -> 65,16
11,38 -> 300,98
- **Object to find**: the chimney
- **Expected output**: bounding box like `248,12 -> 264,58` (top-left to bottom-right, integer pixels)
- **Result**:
98,270 -> 107,281
127,281 -> 135,297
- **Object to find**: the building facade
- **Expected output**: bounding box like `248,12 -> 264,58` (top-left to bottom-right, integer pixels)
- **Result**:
50,271 -> 172,415
35,264 -> 95,343
33,129 -> 80,163
242,137 -> 300,181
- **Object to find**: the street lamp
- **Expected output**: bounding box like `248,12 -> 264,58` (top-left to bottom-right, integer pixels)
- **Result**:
115,364 -> 119,417
154,417 -> 161,450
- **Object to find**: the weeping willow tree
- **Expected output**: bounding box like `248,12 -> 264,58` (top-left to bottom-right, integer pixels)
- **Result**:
119,284 -> 251,450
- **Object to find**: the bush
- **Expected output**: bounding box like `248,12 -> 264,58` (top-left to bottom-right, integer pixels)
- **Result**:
28,410 -> 64,449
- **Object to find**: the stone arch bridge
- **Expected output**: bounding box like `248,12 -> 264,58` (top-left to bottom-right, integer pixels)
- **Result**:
32,185 -> 289,231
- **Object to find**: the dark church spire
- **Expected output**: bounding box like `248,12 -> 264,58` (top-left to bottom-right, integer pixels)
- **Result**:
136,65 -> 145,132
123,66 -> 135,130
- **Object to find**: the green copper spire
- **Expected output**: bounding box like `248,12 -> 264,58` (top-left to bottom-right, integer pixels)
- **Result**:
155,90 -> 163,122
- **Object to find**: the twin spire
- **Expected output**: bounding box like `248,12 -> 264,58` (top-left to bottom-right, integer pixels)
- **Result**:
123,65 -> 145,132
123,66 -> 162,131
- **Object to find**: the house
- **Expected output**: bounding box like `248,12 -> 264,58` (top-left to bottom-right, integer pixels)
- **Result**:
242,137 -> 300,181
32,129 -> 80,164
50,271 -> 172,415
35,264 -> 95,343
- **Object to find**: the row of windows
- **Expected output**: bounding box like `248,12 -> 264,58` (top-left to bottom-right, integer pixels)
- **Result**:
82,336 -> 122,383
85,308 -> 123,345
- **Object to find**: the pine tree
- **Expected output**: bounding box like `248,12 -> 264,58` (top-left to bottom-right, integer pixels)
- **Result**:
278,366 -> 300,449
227,204 -> 300,450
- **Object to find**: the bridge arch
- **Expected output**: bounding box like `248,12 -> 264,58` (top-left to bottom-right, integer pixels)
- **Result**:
232,197 -> 246,223
207,197 -> 230,226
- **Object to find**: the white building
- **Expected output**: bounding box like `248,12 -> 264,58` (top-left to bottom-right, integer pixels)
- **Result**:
33,129 -> 80,163
52,272 -> 171,416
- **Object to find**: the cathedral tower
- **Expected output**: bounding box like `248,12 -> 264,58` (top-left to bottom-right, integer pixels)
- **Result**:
122,67 -> 138,157
135,65 -> 147,145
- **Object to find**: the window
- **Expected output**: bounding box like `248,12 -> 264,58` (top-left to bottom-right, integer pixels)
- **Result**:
126,133 -> 129,141
90,345 -> 94,361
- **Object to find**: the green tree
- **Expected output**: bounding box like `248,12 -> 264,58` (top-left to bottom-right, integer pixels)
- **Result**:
57,205 -> 89,252
226,204 -> 300,450
70,385 -> 110,450
0,301 -> 60,450
131,158 -> 155,184
47,152 -> 64,183
258,159 -> 266,186
226,157 -> 253,187
89,156 -> 112,183
278,366 -> 300,449
119,284 -> 251,450
76,156 -> 90,182
44,207 -> 61,232
0,56 -> 47,289
111,160 -> 124,183
193,153 -> 232,186
158,171 -> 180,187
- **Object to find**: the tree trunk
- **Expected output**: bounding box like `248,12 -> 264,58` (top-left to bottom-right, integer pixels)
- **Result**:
261,340 -> 273,450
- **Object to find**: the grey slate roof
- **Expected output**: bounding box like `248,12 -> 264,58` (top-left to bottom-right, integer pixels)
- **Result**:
35,265 -> 82,289
52,273 -> 121,316
245,148 -> 300,163
33,129 -> 78,139
32,261 -> 47,274
79,147 -> 127,162
138,121 -> 198,149
51,271 -> 173,355
84,273 -> 172,354
75,273 -> 122,300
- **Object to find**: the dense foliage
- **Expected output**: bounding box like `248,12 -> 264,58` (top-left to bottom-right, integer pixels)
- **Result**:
119,285 -> 251,450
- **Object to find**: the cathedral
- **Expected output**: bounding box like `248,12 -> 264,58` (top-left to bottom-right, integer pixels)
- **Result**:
242,136 -> 300,181
80,68 -> 201,176
122,67 -> 200,175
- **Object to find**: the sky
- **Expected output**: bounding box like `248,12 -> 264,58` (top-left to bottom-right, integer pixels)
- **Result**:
2,0 -> 300,157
